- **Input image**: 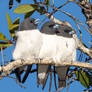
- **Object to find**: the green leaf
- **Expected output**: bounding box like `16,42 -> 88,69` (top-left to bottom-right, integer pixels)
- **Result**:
24,11 -> 35,19
13,4 -> 38,14
9,24 -> 19,37
85,72 -> 92,86
0,41 -> 13,48
0,32 -> 8,41
9,0 -> 13,9
45,0 -> 50,5
9,17 -> 19,37
76,70 -> 90,88
13,17 -> 19,24
10,24 -> 19,31
6,13 -> 12,29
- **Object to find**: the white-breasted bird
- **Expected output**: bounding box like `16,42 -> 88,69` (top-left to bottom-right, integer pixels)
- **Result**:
13,18 -> 41,83
37,21 -> 59,89
39,21 -> 76,89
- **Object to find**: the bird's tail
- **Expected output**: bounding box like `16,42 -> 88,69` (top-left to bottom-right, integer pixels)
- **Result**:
22,65 -> 32,83
37,64 -> 51,89
55,66 -> 68,89
58,78 -> 66,88
14,66 -> 25,82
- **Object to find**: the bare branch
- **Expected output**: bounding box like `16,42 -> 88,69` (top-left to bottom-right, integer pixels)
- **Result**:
0,59 -> 92,80
48,5 -> 92,35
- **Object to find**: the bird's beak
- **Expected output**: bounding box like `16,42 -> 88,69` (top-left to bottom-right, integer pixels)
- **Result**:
69,30 -> 75,35
34,19 -> 40,25
53,24 -> 60,29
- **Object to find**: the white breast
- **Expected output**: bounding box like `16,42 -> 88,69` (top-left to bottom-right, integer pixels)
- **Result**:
13,29 -> 42,60
39,34 -> 76,63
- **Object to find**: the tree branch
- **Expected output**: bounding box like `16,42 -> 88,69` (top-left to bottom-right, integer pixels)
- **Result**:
0,59 -> 92,80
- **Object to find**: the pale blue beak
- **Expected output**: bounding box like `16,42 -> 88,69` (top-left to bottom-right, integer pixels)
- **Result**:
53,24 -> 60,29
69,30 -> 75,35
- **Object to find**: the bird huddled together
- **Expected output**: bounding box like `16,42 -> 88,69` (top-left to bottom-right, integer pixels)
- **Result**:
13,17 -> 77,91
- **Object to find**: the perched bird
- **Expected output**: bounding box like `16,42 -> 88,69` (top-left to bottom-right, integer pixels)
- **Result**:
39,21 -> 76,89
13,18 -> 41,83
37,21 -> 57,89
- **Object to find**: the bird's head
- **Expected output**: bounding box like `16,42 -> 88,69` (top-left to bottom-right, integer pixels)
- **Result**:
52,23 -> 75,38
20,18 -> 40,31
40,21 -> 75,38
40,21 -> 58,34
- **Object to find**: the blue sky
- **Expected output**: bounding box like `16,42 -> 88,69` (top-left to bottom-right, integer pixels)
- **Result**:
0,0 -> 91,92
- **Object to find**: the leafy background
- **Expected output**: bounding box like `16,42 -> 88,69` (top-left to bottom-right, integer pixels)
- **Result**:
0,0 -> 92,92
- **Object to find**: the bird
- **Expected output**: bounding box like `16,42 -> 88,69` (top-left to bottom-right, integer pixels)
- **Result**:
13,18 -> 41,83
39,21 -> 76,89
37,21 -> 58,89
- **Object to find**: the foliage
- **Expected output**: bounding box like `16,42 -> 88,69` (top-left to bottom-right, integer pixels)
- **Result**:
1,0 -> 91,91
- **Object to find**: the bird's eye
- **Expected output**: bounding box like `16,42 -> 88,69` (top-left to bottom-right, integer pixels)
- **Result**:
49,24 -> 55,28
64,30 -> 70,33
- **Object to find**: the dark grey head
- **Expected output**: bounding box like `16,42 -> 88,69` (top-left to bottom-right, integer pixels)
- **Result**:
55,24 -> 74,37
20,18 -> 39,31
40,21 -> 74,38
40,21 -> 58,34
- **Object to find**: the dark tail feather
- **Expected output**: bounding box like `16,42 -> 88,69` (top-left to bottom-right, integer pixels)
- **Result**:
54,66 -> 57,90
37,65 -> 51,89
55,66 -> 68,89
22,65 -> 32,83
15,68 -> 21,82
37,64 -> 39,87
58,78 -> 66,88
42,65 -> 51,90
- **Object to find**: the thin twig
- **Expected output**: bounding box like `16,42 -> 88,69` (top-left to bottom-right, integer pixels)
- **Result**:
8,76 -> 26,88
49,5 -> 91,35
